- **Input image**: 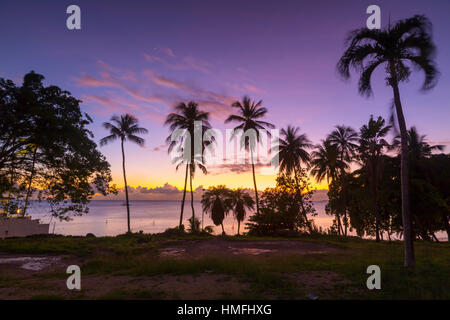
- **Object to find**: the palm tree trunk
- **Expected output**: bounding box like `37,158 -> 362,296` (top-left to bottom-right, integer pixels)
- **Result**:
374,182 -> 380,242
221,223 -> 225,235
189,165 -> 195,232
121,139 -> 131,233
250,149 -> 259,214
336,214 -> 342,235
340,165 -> 348,236
179,163 -> 189,229
23,148 -> 38,216
326,175 -> 340,235
237,220 -> 240,235
294,166 -> 311,233
4,138 -> 17,215
391,78 -> 415,269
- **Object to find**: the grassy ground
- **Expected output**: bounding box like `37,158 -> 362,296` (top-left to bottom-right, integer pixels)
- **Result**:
0,233 -> 448,300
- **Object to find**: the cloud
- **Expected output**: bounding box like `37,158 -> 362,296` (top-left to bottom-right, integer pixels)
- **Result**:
208,163 -> 271,175
143,70 -> 191,91
138,183 -> 181,194
142,70 -> 237,120
96,60 -> 121,73
97,183 -> 205,200
243,84 -> 266,94
153,144 -> 166,152
160,47 -> 176,58
236,67 -> 248,74
143,49 -> 211,74
75,72 -> 125,89
76,56 -> 245,123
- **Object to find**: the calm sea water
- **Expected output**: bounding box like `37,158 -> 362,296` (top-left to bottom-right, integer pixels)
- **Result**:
25,200 -> 447,240
26,200 -> 331,236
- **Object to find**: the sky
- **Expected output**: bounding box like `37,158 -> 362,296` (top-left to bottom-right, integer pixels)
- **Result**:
1,0 -> 449,199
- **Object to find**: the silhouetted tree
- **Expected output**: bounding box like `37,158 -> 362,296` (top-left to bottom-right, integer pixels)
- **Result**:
201,185 -> 232,235
0,71 -> 116,219
337,15 -> 439,269
165,101 -> 211,231
225,96 -> 274,215
273,125 -> 313,231
229,188 -> 255,235
100,114 -> 148,233
327,125 -> 359,235
358,116 -> 391,241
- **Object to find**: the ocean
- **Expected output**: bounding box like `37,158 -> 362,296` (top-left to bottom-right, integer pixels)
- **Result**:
26,200 -> 331,236
25,200 -> 447,240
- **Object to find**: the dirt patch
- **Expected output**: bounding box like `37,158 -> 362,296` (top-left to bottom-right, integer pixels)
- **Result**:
288,271 -> 361,299
0,273 -> 250,300
0,239 -> 346,299
158,239 -> 342,258
0,253 -> 82,276
0,256 -> 61,271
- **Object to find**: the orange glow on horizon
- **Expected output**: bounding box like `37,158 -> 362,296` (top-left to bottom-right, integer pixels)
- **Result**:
109,172 -> 329,192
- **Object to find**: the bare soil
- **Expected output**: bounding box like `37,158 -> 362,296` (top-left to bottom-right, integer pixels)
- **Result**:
158,238 -> 342,258
0,239 -> 348,299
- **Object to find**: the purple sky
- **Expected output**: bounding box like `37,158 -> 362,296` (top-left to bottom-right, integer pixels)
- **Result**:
1,0 -> 449,194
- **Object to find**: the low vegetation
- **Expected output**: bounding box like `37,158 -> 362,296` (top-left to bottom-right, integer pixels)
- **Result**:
0,233 -> 448,299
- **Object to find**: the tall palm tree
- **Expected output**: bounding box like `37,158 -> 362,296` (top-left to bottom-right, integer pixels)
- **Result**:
100,114 -> 148,233
201,185 -> 232,235
310,139 -> 347,233
358,116 -> 391,242
327,125 -> 359,235
225,96 -> 274,214
273,126 -> 313,230
337,15 -> 439,269
165,101 -> 211,231
229,188 -> 255,235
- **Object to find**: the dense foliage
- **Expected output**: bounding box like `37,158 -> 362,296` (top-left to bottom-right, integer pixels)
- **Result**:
246,171 -> 317,236
0,72 -> 116,220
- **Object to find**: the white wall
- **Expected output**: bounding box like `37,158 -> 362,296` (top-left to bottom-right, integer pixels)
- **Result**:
0,217 -> 49,239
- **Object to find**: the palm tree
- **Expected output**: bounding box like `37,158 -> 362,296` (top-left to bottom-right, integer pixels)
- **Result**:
310,139 -> 346,187
358,116 -> 391,241
201,185 -> 232,235
100,114 -> 148,233
327,125 -> 359,235
337,15 -> 439,269
225,96 -> 274,214
310,139 -> 347,233
273,125 -> 313,230
229,188 -> 255,235
393,126 -> 444,159
165,102 -> 211,231
337,15 -> 439,268
275,126 -> 313,174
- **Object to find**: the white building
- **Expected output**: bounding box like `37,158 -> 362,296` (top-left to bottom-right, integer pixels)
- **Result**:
0,216 -> 49,239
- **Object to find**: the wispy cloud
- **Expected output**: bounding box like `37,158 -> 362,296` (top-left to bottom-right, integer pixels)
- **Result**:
208,163 -> 271,175
75,55 -> 255,122
143,47 -> 211,74
243,84 -> 266,94
153,144 -> 166,152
